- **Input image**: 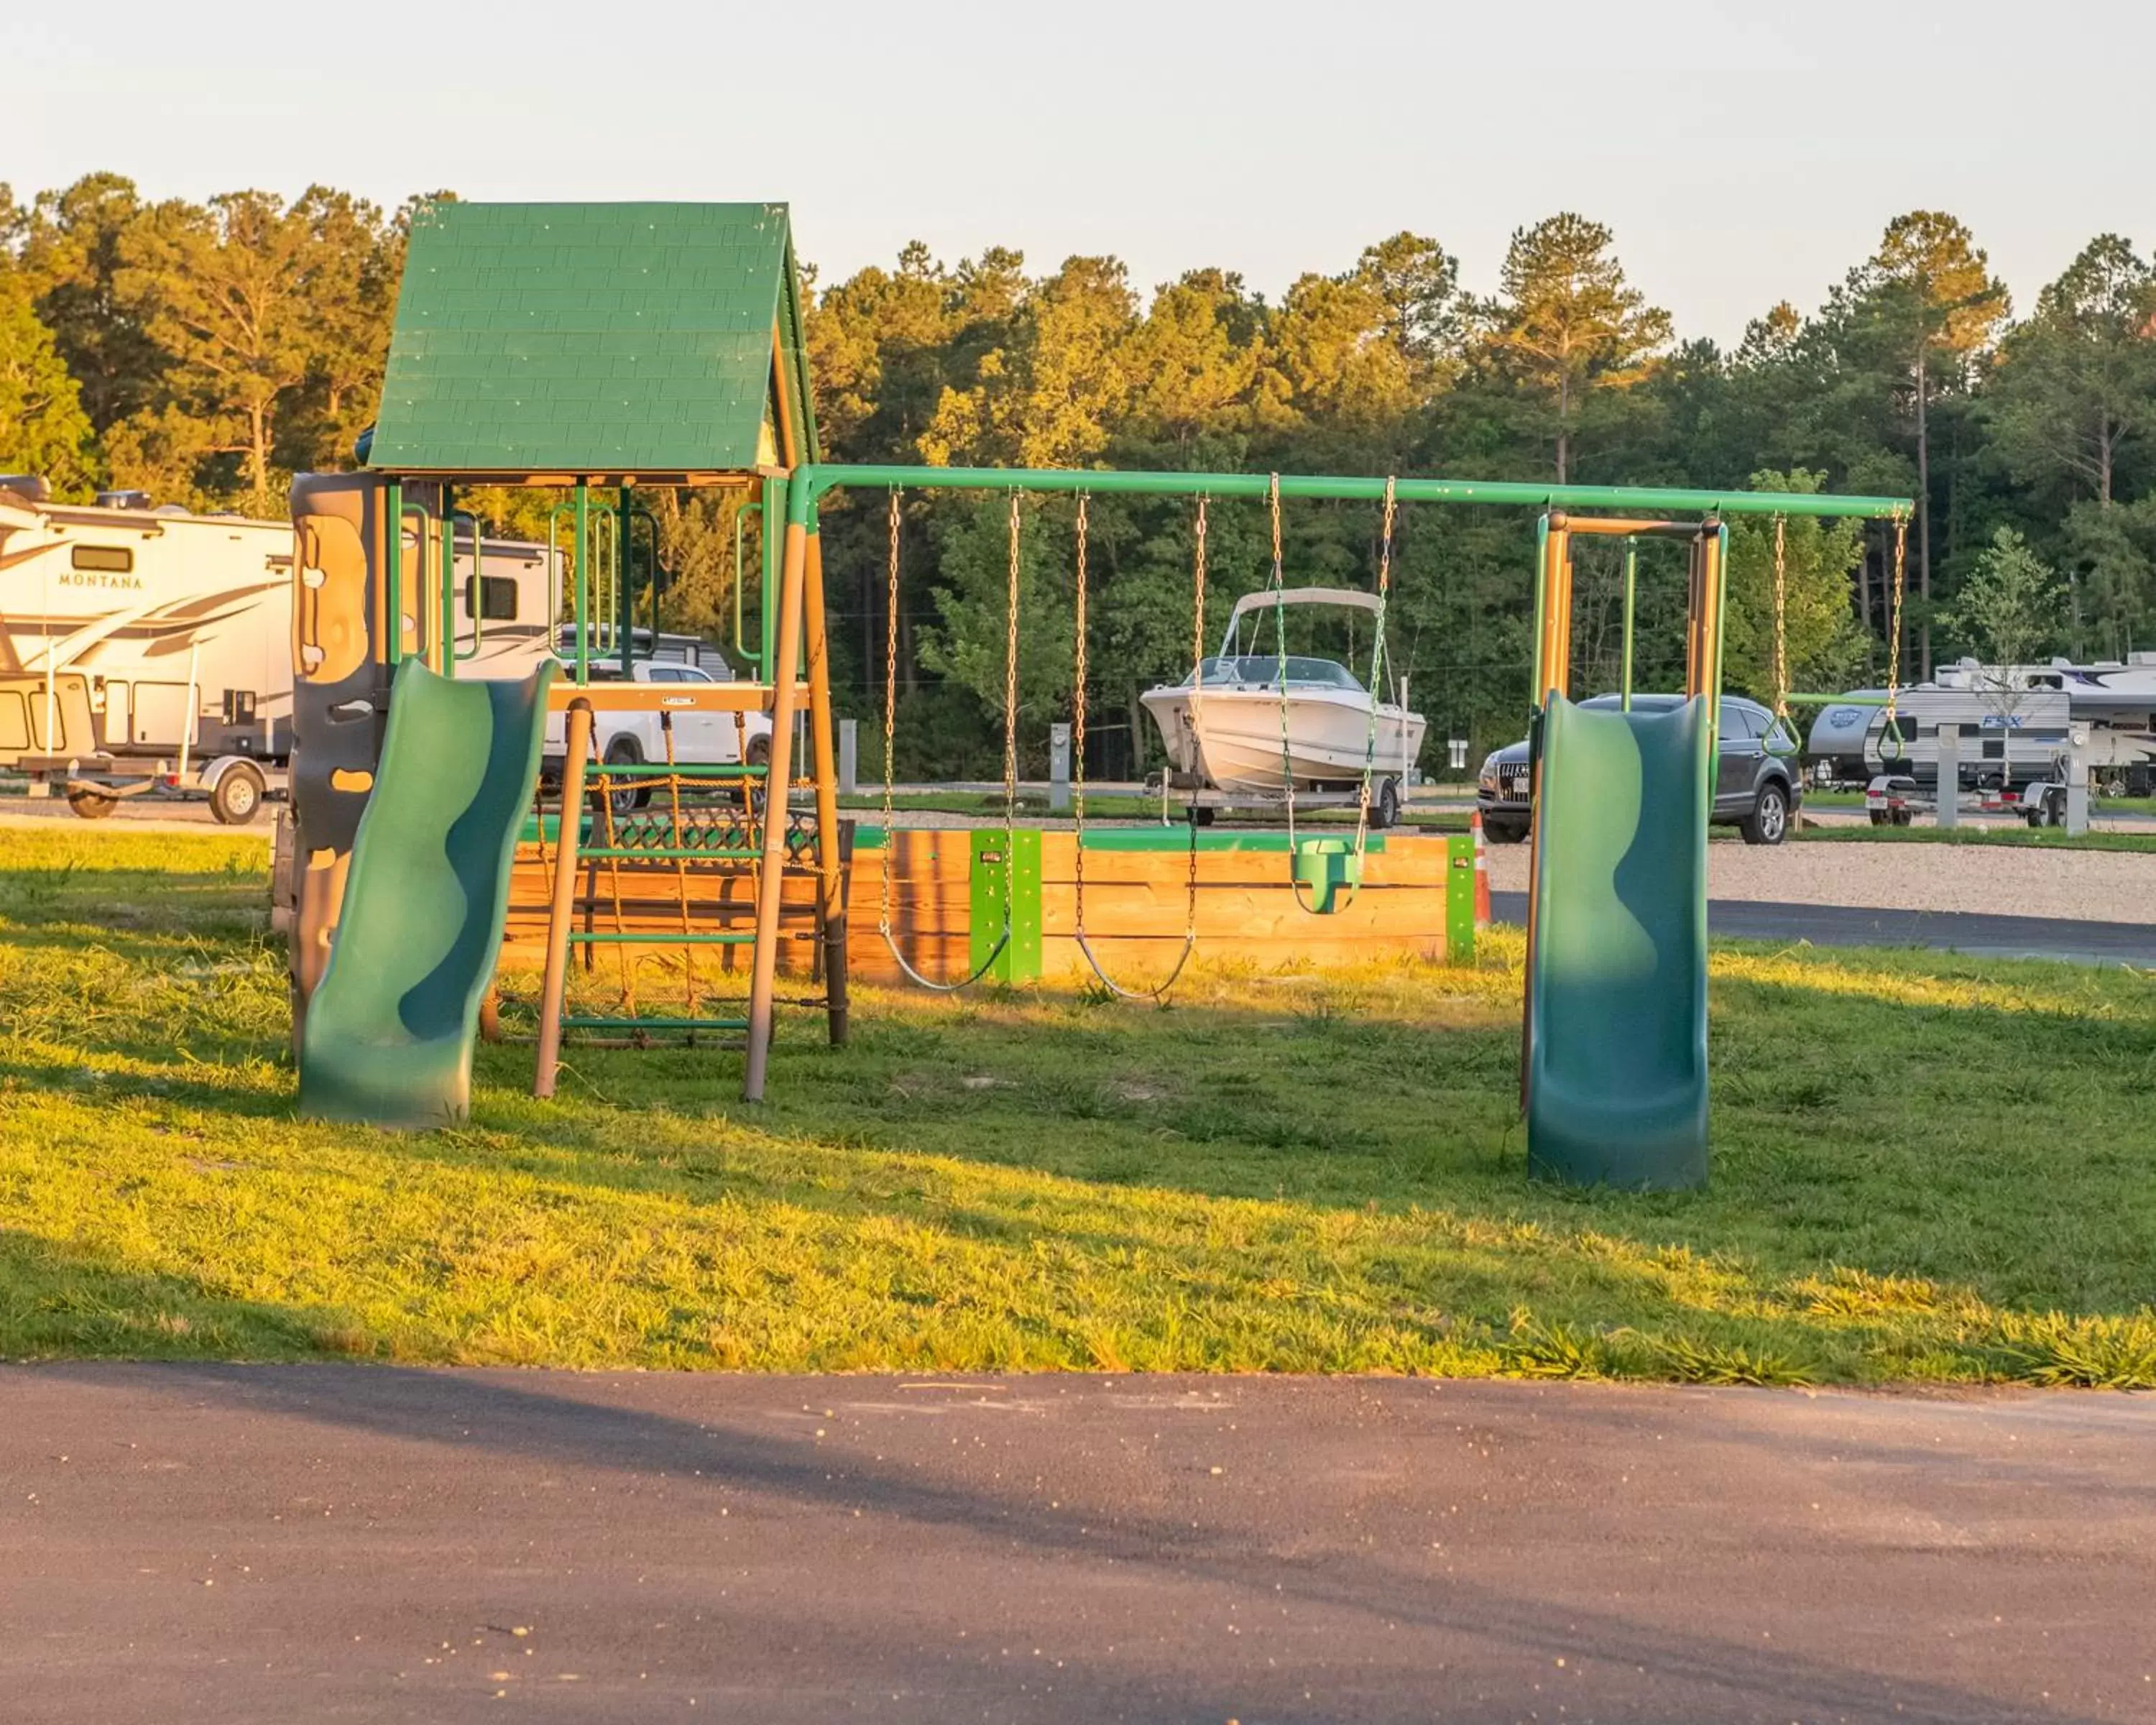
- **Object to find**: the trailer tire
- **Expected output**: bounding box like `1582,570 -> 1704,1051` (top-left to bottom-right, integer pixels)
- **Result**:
66,788 -> 117,821
1373,778 -> 1403,830
209,761 -> 267,826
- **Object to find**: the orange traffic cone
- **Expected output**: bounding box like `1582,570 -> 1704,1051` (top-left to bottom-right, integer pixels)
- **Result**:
1470,806 -> 1492,932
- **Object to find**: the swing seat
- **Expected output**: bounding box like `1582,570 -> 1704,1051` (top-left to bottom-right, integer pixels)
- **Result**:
1291,837 -> 1362,915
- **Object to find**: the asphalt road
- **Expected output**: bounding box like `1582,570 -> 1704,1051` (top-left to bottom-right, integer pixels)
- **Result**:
4,1368 -> 2152,1724
1489,890 -> 2156,967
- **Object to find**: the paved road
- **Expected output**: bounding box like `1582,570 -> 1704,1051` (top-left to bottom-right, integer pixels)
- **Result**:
1491,890 -> 2156,967
4,1368 -> 2152,1723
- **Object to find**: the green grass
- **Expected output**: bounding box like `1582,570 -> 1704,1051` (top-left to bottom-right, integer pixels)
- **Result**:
1795,822 -> 2156,854
2,826 -> 2153,1385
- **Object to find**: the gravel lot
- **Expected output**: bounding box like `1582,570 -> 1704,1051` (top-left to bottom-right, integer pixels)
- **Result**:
1481,832 -> 2156,926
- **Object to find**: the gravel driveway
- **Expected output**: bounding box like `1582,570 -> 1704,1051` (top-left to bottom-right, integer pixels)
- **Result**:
1481,834 -> 2156,926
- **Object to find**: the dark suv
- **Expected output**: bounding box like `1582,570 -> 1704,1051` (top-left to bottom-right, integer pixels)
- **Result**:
1475,694 -> 1800,846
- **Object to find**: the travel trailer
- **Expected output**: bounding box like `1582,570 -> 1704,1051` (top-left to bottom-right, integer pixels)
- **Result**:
1806,654 -> 2156,796
0,476 -> 553,820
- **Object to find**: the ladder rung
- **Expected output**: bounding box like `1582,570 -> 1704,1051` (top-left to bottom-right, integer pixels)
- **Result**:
568,931 -> 755,944
589,763 -> 766,778
561,1015 -> 750,1031
574,845 -> 763,860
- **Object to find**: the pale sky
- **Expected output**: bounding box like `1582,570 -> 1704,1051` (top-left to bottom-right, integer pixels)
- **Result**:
13,1 -> 2155,344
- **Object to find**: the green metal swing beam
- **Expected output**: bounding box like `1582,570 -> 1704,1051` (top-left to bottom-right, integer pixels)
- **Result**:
781,465 -> 1912,525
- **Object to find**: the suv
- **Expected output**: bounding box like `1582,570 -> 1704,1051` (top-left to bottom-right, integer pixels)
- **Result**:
1475,694 -> 1800,847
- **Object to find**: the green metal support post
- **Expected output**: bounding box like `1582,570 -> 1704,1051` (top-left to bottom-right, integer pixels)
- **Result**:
384,479 -> 403,668
618,484 -> 634,676
573,481 -> 590,685
1621,539 -> 1638,710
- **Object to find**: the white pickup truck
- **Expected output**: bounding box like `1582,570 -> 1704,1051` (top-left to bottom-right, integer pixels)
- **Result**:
543,658 -> 773,811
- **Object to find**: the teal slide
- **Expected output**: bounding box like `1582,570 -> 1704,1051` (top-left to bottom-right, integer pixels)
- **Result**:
1524,695 -> 1710,1190
298,658 -> 556,1128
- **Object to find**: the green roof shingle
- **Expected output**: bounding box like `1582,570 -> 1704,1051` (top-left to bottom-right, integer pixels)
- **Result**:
368,201 -> 813,474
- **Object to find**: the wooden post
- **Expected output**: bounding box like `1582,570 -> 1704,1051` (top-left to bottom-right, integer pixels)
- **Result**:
535,699 -> 593,1099
742,510 -> 810,1101
803,526 -> 849,1047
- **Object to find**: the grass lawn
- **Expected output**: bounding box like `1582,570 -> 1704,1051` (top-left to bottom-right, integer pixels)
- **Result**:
1795,822 -> 2156,855
2,827 -> 2152,1386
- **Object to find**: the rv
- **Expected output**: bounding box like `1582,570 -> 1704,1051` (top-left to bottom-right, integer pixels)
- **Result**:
0,476 -> 553,820
1807,654 -> 2156,796
1805,662 -> 2070,794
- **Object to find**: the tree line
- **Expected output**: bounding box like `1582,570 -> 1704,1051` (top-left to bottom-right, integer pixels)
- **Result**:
6,173 -> 2155,770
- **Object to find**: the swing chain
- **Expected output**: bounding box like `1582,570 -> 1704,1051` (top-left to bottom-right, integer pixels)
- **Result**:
1772,514 -> 1790,724
1762,512 -> 1802,758
1073,495 -> 1090,933
1188,497 -> 1206,923
879,489 -> 901,940
1884,512 -> 1909,753
1268,474 -> 1300,865
1350,477 -> 1397,882
1005,492 -> 1021,862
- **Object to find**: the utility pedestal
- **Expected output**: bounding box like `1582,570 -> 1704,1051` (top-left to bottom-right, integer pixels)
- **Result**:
1049,722 -> 1072,814
2066,722 -> 2091,837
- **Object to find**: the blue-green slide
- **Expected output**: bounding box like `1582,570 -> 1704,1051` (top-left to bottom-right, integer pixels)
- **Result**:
298,658 -> 556,1128
1524,695 -> 1710,1190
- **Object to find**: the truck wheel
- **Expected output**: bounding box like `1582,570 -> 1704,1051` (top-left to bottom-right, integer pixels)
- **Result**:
1741,781 -> 1789,846
209,762 -> 267,826
604,741 -> 648,817
67,788 -> 117,821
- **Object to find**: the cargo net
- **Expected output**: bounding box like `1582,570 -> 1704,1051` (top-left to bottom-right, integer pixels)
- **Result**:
514,750 -> 832,1047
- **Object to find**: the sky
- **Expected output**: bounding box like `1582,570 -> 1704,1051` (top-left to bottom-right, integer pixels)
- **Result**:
13,1 -> 2156,345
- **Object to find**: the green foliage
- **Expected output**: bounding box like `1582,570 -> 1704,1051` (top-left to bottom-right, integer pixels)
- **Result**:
0,271 -> 95,494
9,172 -> 2156,766
1948,528 -> 2064,665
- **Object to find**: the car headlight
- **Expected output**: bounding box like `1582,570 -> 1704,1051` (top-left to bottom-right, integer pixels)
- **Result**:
1478,771 -> 1498,794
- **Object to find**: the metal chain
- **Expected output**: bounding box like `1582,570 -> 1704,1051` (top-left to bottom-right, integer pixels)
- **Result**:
1004,492 -> 1021,873
879,489 -> 900,940
1187,498 -> 1205,930
1348,477 -> 1397,889
1072,496 -> 1090,933
1267,474 -> 1299,862
1884,513 -> 1909,751
1772,514 -> 1790,719
877,487 -> 1013,993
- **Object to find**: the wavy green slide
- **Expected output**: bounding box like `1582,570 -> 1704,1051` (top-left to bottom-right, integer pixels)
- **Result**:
1525,695 -> 1710,1190
298,658 -> 556,1128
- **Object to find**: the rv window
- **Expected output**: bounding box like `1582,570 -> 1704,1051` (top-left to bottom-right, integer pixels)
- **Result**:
0,693 -> 28,752
464,574 -> 519,622
72,545 -> 134,574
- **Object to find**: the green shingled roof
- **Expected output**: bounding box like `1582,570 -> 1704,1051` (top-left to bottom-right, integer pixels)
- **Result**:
367,201 -> 817,474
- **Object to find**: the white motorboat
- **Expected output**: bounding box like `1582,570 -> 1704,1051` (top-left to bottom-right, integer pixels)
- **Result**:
1140,588 -> 1427,795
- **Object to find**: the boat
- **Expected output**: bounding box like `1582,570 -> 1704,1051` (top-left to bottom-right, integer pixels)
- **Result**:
1140,587 -> 1427,795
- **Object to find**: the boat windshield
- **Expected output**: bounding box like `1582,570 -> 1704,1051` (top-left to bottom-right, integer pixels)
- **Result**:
1184,656 -> 1366,691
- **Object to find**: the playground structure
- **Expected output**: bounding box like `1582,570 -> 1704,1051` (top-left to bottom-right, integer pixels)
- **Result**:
280,198 -> 1910,1191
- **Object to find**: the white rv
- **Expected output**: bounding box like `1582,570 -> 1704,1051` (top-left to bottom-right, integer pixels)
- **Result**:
1807,654 -> 2156,796
0,476 -> 554,820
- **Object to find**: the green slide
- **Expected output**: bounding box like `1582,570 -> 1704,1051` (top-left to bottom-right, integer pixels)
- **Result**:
1524,695 -> 1710,1190
298,658 -> 556,1129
